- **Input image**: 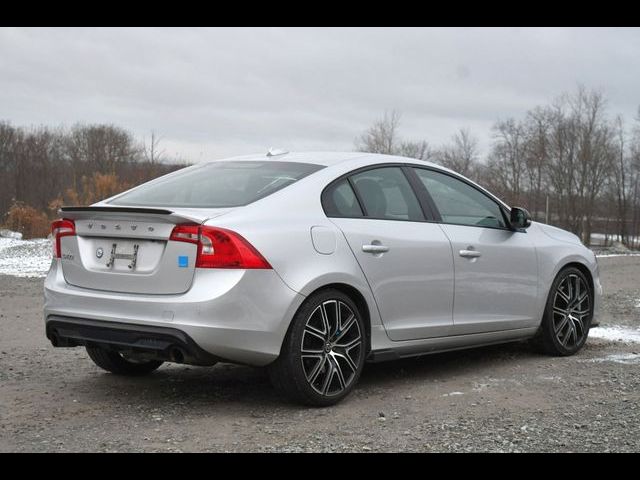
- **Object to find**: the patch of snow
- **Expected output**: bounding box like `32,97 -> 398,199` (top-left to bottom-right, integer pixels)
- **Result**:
442,391 -> 464,397
0,229 -> 23,240
538,375 -> 563,382
585,353 -> 640,365
591,232 -> 640,241
595,253 -> 640,258
472,383 -> 490,392
589,326 -> 640,344
590,233 -> 640,245
0,237 -> 52,278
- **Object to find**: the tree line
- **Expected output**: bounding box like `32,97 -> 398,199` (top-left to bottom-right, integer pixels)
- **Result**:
0,123 -> 185,237
2,85 -> 639,246
355,87 -> 640,248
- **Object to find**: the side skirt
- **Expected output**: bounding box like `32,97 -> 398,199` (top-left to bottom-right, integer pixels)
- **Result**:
367,326 -> 539,363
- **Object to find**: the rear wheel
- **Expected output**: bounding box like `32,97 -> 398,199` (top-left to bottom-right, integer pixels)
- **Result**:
86,346 -> 163,375
268,289 -> 366,406
534,267 -> 593,356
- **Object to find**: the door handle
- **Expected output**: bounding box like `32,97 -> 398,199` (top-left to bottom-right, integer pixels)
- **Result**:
459,248 -> 481,258
362,244 -> 389,254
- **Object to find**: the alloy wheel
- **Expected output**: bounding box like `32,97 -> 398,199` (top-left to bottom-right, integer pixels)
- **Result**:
300,299 -> 363,397
552,274 -> 591,348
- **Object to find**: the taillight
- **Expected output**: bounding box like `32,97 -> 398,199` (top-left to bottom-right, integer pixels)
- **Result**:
169,225 -> 199,244
51,219 -> 76,258
170,224 -> 271,269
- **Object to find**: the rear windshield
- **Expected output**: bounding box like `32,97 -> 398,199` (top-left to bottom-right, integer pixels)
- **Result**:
109,161 -> 324,208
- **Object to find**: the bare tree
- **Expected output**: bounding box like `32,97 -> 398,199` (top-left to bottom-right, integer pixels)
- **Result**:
398,140 -> 433,161
144,131 -> 166,164
629,109 -> 640,248
523,107 -> 552,220
483,87 -> 619,243
354,111 -> 432,160
610,116 -> 629,243
573,87 -> 615,243
355,110 -> 401,155
64,124 -> 140,193
0,122 -> 185,230
485,118 -> 527,205
434,128 -> 479,179
0,122 -> 18,215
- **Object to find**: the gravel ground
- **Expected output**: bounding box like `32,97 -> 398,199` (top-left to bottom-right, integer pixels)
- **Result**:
0,257 -> 639,452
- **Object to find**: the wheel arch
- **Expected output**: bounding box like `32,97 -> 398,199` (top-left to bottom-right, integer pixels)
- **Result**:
533,260 -> 595,355
544,254 -> 596,298
535,255 -> 597,328
561,261 -> 594,295
539,260 -> 595,325
312,282 -> 372,354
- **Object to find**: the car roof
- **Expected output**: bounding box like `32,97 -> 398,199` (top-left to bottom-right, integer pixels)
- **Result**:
206,150 -> 442,168
221,150 -> 508,210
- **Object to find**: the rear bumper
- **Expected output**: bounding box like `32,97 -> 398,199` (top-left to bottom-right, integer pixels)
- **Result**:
47,316 -> 220,365
44,260 -> 306,366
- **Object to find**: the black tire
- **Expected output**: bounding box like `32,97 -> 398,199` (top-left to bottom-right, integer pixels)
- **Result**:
268,289 -> 366,406
86,346 -> 163,375
534,266 -> 593,356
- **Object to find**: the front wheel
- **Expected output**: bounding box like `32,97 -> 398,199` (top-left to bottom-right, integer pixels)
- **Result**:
268,289 -> 366,406
534,267 -> 593,356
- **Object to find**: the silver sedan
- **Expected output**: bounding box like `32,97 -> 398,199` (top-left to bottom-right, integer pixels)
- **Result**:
44,151 -> 602,406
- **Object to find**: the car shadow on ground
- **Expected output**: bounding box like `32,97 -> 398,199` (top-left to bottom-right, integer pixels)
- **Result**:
63,340 -> 547,410
359,340 -> 538,385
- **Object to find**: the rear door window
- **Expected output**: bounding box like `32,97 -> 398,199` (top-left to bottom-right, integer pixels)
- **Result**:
322,180 -> 364,217
350,167 -> 424,221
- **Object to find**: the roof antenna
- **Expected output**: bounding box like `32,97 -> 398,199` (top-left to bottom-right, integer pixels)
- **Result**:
266,147 -> 289,157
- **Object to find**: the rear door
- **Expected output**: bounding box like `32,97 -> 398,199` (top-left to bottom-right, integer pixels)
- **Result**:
411,167 -> 539,334
324,166 -> 454,341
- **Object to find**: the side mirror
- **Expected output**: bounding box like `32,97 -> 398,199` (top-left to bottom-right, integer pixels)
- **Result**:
510,207 -> 532,230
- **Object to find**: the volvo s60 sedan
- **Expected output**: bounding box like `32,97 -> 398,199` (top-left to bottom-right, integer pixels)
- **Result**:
44,151 -> 602,406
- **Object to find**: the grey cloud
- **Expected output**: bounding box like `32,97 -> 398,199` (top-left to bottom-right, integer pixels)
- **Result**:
1,27 -> 638,160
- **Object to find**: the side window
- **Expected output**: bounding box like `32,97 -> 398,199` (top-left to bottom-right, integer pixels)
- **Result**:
322,179 -> 364,217
414,168 -> 507,228
350,167 -> 424,221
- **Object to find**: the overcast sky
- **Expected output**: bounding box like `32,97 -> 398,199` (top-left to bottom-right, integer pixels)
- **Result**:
1,27 -> 639,162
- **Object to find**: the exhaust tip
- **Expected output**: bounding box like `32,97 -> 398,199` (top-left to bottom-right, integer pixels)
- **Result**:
169,347 -> 185,363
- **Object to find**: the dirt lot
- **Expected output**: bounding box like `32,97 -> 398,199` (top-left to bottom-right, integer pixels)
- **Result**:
1,257 -> 639,452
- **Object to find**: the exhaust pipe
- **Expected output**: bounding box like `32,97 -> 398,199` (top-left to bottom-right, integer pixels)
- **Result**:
169,347 -> 185,363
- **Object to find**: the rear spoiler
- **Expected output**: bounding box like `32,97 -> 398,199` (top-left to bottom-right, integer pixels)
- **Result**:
58,206 -> 208,224
60,206 -> 174,215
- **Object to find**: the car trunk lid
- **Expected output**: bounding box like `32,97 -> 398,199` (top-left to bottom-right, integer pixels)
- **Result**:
57,206 -> 230,294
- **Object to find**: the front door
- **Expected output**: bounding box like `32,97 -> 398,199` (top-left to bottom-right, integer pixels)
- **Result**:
412,167 -> 539,335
